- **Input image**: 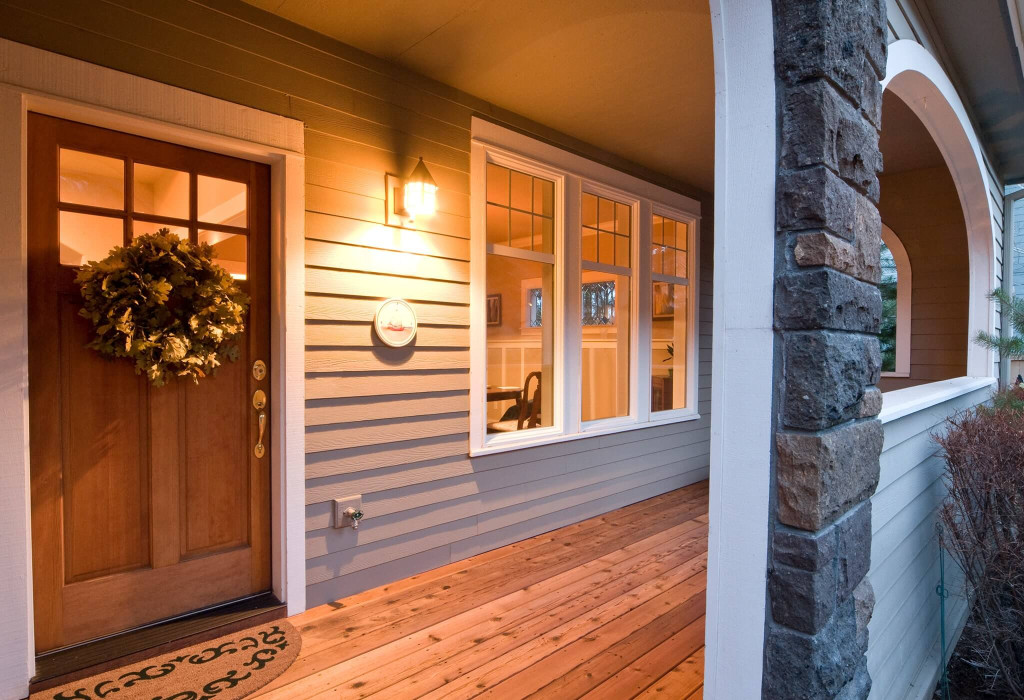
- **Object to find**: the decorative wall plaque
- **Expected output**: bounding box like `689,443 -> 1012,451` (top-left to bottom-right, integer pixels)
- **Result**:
374,298 -> 417,348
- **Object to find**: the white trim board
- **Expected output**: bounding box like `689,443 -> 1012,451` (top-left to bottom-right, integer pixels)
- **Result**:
0,38 -> 306,699
704,0 -> 777,697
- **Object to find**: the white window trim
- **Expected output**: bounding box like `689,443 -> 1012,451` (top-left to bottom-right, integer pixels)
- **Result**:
469,118 -> 700,456
881,223 -> 912,377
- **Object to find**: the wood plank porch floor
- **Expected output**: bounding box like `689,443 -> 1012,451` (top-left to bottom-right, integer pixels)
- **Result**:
255,480 -> 709,699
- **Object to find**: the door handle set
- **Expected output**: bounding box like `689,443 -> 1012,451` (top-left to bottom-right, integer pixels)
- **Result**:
253,383 -> 267,459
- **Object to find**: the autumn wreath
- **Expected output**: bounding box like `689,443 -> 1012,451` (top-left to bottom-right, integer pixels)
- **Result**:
77,229 -> 249,386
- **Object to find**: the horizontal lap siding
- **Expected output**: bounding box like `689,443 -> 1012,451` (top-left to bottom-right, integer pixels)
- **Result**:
867,385 -> 991,700
0,0 -> 714,605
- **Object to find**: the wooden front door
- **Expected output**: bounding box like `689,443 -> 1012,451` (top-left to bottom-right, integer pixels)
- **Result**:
27,113 -> 272,653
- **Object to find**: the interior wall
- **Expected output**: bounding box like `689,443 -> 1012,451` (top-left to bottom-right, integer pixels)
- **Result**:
0,0 -> 713,607
878,165 -> 969,391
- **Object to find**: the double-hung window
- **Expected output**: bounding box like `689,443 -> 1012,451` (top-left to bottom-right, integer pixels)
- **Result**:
470,120 -> 700,454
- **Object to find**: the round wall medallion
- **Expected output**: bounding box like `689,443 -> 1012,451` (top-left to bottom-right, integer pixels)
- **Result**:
374,298 -> 418,348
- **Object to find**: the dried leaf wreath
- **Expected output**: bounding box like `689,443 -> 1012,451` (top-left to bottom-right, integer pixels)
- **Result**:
76,229 -> 249,386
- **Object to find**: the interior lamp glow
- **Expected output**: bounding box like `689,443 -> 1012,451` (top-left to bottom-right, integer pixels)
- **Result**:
403,157 -> 437,219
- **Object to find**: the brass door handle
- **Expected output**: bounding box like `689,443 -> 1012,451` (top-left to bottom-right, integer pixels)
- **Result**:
253,389 -> 268,458
254,411 -> 267,458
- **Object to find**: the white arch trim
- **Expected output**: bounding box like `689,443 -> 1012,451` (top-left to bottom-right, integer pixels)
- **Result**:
880,223 -> 912,377
705,0 -> 776,697
883,40 -> 998,378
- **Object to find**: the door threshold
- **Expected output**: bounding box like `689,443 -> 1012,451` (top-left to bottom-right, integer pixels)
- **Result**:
31,592 -> 285,692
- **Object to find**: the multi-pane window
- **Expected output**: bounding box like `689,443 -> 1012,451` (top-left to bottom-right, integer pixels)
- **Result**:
485,163 -> 556,433
486,162 -> 553,252
651,214 -> 690,412
57,148 -> 250,279
473,132 -> 699,453
581,192 -> 631,421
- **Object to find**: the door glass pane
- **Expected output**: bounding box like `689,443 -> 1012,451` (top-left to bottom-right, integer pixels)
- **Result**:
59,149 -> 124,210
134,164 -> 189,219
59,211 -> 123,266
200,230 -> 248,280
582,273 -> 630,421
485,164 -> 554,253
485,254 -> 554,433
197,175 -> 247,227
651,282 -> 688,412
132,221 -> 188,239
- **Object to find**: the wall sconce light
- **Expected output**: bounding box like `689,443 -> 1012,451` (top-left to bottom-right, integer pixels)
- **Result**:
386,157 -> 437,228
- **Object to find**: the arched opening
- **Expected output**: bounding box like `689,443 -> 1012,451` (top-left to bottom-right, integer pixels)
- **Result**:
880,223 -> 912,377
878,41 -> 999,391
877,89 -> 969,391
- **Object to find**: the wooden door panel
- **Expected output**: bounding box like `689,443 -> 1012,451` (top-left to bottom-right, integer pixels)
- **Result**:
63,548 -> 253,644
183,360 -> 251,557
29,113 -> 272,653
60,294 -> 151,584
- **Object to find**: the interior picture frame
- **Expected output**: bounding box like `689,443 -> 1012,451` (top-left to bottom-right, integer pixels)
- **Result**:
487,293 -> 502,326
653,280 -> 675,319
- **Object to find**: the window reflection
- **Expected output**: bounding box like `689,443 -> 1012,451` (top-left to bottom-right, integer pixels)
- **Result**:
59,211 -> 123,266
59,149 -> 124,210
485,255 -> 554,433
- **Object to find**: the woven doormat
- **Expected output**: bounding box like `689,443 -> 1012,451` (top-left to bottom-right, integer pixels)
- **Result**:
34,620 -> 301,700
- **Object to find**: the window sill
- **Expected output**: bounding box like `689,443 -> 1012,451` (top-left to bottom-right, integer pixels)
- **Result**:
878,376 -> 996,424
470,410 -> 702,457
880,371 -> 910,378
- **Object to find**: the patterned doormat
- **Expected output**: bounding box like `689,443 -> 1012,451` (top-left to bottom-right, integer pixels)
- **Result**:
33,620 -> 300,700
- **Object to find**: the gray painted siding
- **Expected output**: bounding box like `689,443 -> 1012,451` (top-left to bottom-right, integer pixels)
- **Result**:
0,0 -> 712,607
867,382 -> 992,700
1011,186 -> 1024,307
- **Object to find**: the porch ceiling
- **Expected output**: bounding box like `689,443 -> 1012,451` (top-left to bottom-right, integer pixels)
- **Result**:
920,0 -> 1024,185
243,0 -> 715,192
879,91 -> 945,174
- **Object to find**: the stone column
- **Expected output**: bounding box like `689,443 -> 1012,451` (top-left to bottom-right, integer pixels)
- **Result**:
764,1 -> 887,698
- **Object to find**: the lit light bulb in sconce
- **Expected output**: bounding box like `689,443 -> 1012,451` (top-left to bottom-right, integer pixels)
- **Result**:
403,157 -> 437,220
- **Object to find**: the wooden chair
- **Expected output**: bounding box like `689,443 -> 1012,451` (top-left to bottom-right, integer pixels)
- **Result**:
488,371 -> 542,433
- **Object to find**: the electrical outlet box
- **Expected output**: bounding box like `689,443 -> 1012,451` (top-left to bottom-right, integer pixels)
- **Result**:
333,494 -> 363,529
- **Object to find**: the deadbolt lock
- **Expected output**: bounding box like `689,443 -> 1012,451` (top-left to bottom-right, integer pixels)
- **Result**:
252,360 -> 267,381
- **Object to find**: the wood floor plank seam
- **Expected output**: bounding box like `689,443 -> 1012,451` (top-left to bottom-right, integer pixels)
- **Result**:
318,531 -> 709,697
250,481 -> 708,700
495,591 -> 707,699
259,520 -> 709,698
377,565 -> 709,700
577,616 -> 706,699
632,646 -> 706,699
291,498 -> 710,658
296,483 -> 709,625
295,484 -> 707,632
336,557 -> 709,699
409,557 -> 709,700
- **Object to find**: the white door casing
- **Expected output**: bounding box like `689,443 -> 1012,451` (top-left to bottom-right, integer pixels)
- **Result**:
0,38 -> 306,699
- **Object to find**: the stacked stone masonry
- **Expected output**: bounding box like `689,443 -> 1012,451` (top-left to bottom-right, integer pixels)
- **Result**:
766,1 -> 887,698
